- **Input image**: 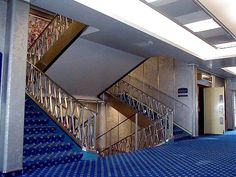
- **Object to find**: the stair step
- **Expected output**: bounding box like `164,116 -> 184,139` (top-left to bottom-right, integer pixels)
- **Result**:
24,125 -> 56,135
24,118 -> 49,126
25,105 -> 35,111
24,151 -> 83,171
173,125 -> 192,141
24,133 -> 64,145
24,142 -> 73,156
25,111 -> 42,118
173,129 -> 184,135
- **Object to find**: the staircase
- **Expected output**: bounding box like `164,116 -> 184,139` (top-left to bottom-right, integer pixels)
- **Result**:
173,124 -> 192,141
122,75 -> 193,141
26,61 -> 97,151
24,96 -> 85,171
28,14 -> 87,71
23,12 -> 97,171
98,79 -> 173,156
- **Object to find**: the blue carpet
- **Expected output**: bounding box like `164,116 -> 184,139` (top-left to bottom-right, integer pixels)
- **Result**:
23,96 -> 97,172
12,131 -> 236,176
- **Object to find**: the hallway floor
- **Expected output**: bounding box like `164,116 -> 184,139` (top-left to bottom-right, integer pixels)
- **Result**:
18,131 -> 236,177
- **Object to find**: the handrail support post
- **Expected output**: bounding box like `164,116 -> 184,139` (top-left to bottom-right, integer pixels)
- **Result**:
135,113 -> 138,151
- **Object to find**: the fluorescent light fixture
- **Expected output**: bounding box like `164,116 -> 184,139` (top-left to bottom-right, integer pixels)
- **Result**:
74,0 -> 236,60
184,19 -> 220,32
215,41 -> 236,49
222,67 -> 236,75
145,0 -> 157,3
198,0 -> 236,39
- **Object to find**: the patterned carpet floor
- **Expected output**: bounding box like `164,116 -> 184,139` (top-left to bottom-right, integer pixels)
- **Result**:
13,130 -> 236,177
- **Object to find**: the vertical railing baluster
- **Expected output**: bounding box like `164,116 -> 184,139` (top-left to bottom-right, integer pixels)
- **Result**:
58,89 -> 63,123
26,62 -> 97,152
93,113 -> 97,148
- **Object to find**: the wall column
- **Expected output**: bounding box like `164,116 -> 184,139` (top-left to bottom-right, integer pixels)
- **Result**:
97,101 -> 107,149
225,79 -> 234,130
0,0 -> 29,173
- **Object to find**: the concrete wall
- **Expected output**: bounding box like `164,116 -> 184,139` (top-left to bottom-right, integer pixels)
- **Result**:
225,79 -> 236,130
125,56 -> 196,134
79,101 -> 134,150
0,1 -> 7,172
212,75 -> 225,87
0,0 -> 29,172
105,105 -> 134,146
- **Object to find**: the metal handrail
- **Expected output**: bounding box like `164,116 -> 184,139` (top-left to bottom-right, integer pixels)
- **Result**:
96,114 -> 135,140
99,118 -> 168,157
108,80 -> 173,118
123,80 -> 172,112
26,61 -> 97,151
125,75 -> 190,109
27,61 -> 94,112
28,14 -> 57,50
99,80 -> 174,156
28,14 -> 73,65
123,75 -> 191,134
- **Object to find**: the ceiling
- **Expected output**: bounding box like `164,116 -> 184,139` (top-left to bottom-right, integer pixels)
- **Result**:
46,38 -> 144,99
144,0 -> 235,48
198,0 -> 236,37
30,0 -> 236,79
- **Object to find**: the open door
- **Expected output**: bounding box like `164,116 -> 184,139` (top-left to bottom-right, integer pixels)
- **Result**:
204,87 -> 225,134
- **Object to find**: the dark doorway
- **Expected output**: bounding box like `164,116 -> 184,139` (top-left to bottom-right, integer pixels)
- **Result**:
198,86 -> 204,135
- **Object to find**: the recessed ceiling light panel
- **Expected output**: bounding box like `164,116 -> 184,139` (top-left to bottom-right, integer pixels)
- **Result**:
222,67 -> 236,75
215,41 -> 236,49
74,0 -> 236,60
184,19 -> 220,32
145,0 -> 157,3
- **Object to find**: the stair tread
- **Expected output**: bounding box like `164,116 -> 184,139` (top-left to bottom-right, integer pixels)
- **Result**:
23,96 -> 88,171
24,151 -> 83,169
173,125 -> 192,141
24,142 -> 73,156
24,125 -> 56,129
24,141 -> 72,149
24,125 -> 56,135
24,133 -> 63,138
24,133 -> 65,145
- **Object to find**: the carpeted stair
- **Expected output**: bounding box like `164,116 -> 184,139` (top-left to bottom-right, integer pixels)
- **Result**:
173,125 -> 192,141
117,93 -> 192,142
23,96 -> 84,171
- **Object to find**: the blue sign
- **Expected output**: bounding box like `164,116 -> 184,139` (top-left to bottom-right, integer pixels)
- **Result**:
178,88 -> 188,97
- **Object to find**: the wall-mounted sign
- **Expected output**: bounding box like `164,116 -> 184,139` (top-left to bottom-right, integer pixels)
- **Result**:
178,88 -> 188,97
220,117 -> 224,125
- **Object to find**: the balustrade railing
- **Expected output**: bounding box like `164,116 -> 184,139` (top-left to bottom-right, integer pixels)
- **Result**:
98,79 -> 174,156
99,118 -> 167,157
108,80 -> 173,139
26,62 -> 97,151
124,75 -> 192,134
28,14 -> 73,65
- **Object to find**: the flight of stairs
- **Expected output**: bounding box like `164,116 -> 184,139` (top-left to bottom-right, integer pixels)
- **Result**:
173,125 -> 192,141
23,96 -> 84,171
117,93 -> 191,142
